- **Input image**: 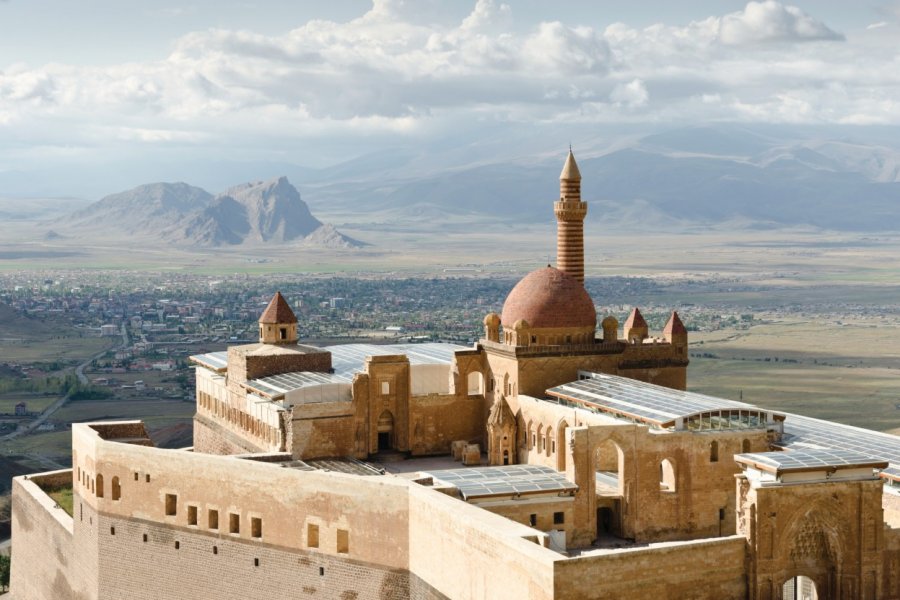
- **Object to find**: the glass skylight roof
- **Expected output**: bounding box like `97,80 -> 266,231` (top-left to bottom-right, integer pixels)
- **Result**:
326,343 -> 467,379
736,449 -> 887,474
190,351 -> 228,372
547,373 -> 783,430
423,464 -> 576,500
246,371 -> 350,399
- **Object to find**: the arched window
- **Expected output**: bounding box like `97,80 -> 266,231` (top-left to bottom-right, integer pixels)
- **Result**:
467,372 -> 484,396
96,474 -> 104,498
742,439 -> 751,453
710,441 -> 719,463
111,476 -> 121,501
546,427 -> 554,457
660,459 -> 676,492
537,425 -> 544,452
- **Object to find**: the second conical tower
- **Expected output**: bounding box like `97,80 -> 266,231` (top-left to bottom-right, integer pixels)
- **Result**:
554,149 -> 588,283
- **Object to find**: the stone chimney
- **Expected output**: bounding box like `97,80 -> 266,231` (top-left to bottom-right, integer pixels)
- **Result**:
554,150 -> 588,283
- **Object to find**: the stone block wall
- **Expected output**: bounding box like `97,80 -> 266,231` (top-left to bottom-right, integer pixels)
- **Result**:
554,536 -> 748,599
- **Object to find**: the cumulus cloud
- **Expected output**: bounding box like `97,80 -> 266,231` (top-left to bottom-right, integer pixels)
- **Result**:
0,0 -> 896,171
718,1 -> 844,45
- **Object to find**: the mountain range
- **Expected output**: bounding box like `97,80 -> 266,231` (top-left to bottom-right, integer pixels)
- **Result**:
57,177 -> 363,248
5,125 -> 900,237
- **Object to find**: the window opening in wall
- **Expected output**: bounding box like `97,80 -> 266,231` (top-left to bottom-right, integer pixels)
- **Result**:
254,558 -> 259,567
110,527 -> 115,535
111,476 -> 121,501
336,529 -> 349,554
710,441 -> 719,463
213,545 -> 218,555
381,381 -> 390,395
143,533 -> 148,543
96,474 -> 104,498
553,512 -> 565,525
80,503 -> 83,521
529,514 -> 537,526
660,459 -> 676,492
175,541 -> 180,550
146,474 -> 151,483
719,508 -> 726,520
307,523 -> 319,548
134,472 -> 139,481
742,439 -> 751,453
188,505 -> 198,526
319,567 -> 325,577
251,517 -> 262,539
229,513 -> 240,534
165,494 -> 177,516
208,509 -> 219,530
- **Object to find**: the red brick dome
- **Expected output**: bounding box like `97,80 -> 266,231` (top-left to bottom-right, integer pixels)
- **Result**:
501,267 -> 596,330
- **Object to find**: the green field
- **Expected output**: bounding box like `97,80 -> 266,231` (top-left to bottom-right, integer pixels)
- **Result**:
0,394 -> 59,415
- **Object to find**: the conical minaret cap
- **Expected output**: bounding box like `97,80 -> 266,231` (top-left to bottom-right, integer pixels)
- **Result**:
559,149 -> 581,181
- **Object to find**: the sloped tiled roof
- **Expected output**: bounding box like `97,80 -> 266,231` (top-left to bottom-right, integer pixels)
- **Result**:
259,292 -> 297,324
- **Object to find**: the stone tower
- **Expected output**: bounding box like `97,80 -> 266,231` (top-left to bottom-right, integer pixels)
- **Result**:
554,150 -> 588,283
258,291 -> 298,344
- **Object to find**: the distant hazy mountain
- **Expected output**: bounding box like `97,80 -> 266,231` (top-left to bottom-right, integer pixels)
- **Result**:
302,126 -> 900,232
58,177 -> 363,248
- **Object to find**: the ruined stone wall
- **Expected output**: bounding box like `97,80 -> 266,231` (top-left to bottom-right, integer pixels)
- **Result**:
290,407 -> 357,459
515,396 -> 770,544
408,393 -> 482,456
554,536 -> 748,599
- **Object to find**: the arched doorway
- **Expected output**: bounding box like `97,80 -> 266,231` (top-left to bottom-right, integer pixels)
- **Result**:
377,410 -> 394,451
782,575 -> 818,600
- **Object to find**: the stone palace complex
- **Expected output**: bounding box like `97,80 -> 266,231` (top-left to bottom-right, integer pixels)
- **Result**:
10,152 -> 900,599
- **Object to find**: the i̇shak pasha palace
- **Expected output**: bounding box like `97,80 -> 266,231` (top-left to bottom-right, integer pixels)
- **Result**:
10,152 -> 900,599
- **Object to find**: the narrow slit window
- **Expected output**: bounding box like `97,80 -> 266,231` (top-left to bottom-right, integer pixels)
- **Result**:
165,494 -> 177,516
336,529 -> 349,554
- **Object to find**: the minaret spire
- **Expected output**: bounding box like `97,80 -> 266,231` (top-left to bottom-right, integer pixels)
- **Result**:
554,149 -> 587,283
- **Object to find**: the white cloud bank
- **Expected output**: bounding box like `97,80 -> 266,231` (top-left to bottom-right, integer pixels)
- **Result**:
0,0 -> 897,168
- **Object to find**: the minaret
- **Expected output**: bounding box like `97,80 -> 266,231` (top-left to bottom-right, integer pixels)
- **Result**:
554,149 -> 588,283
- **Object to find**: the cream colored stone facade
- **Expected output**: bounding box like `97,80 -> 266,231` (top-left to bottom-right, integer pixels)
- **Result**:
10,151 -> 900,599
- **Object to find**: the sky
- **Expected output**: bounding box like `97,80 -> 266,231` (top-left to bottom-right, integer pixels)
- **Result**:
1,0 -> 899,194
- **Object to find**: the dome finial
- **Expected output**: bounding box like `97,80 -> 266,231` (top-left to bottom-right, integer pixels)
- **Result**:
560,148 -> 581,181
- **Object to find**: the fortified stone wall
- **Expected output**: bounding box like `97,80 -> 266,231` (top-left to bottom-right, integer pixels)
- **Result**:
194,413 -> 268,455
10,472 -> 89,600
407,483 -> 558,599
554,536 -> 748,599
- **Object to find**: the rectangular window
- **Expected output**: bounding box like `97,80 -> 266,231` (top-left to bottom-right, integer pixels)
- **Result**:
251,517 -> 262,539
381,381 -> 390,395
307,523 -> 319,548
336,529 -> 349,554
187,505 -> 198,526
553,512 -> 565,525
208,509 -> 219,530
165,494 -> 177,516
146,474 -> 151,483
529,514 -> 537,526
229,513 -> 240,534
